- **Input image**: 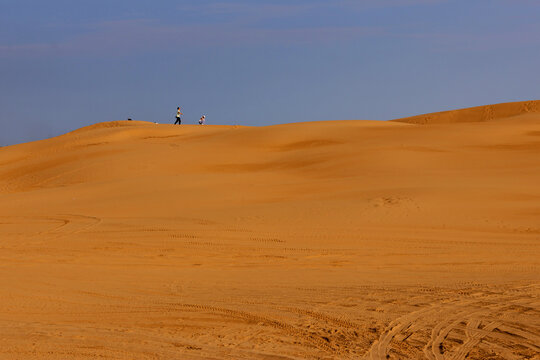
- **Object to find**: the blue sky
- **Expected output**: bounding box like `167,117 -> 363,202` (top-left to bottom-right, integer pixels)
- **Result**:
1,0 -> 539,145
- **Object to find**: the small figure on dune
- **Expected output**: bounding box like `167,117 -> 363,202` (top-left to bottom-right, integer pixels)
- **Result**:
199,115 -> 206,125
174,107 -> 183,125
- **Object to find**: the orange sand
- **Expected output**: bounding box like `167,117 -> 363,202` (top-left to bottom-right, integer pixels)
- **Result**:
0,100 -> 539,359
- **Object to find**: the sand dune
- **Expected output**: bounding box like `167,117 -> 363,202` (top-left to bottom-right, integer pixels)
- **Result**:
393,100 -> 540,124
0,101 -> 539,359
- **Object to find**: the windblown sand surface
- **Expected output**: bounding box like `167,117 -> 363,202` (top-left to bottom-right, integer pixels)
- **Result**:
0,100 -> 539,359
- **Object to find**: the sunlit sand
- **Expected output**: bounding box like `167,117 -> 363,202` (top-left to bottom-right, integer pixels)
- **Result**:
1,100 -> 539,359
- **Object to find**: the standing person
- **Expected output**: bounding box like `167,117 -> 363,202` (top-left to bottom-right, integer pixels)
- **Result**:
174,107 -> 183,125
199,115 -> 206,125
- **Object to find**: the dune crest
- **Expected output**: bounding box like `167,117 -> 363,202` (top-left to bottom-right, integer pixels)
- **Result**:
393,99 -> 540,124
65,119 -> 152,134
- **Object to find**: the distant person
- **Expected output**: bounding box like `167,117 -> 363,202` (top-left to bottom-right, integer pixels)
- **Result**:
174,107 -> 183,125
199,115 -> 206,125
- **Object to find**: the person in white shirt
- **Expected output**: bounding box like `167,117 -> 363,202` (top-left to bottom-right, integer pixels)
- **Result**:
199,115 -> 206,125
174,107 -> 183,125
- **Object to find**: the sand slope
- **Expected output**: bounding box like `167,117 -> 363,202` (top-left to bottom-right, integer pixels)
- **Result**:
0,101 -> 539,359
393,99 -> 540,124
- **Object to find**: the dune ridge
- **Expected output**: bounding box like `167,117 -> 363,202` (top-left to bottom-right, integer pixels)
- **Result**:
0,101 -> 539,359
393,99 -> 540,124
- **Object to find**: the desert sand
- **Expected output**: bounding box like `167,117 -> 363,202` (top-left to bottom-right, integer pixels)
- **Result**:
0,100 -> 539,359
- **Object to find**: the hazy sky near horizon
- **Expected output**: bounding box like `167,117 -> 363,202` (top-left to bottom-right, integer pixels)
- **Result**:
1,0 -> 539,145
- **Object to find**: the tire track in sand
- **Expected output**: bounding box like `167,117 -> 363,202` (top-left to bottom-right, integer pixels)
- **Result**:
423,306 -> 481,360
449,320 -> 501,360
366,304 -> 440,360
37,214 -> 102,239
167,303 -> 344,356
279,306 -> 360,330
